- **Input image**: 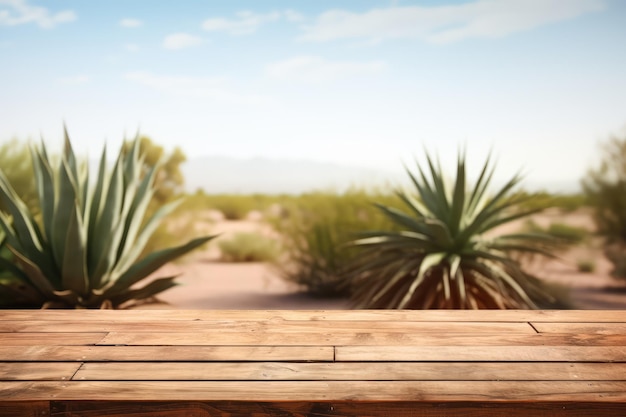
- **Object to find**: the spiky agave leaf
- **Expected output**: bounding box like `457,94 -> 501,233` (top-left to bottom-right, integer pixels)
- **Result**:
346,151 -> 568,310
0,129 -> 215,308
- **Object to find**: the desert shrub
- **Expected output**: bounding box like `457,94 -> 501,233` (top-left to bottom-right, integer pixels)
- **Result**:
524,220 -> 589,247
0,129 -> 214,309
218,232 -> 280,262
511,191 -> 588,213
0,229 -> 22,306
0,139 -> 38,213
271,188 -> 401,297
577,259 -> 596,273
552,194 -> 590,212
546,223 -> 589,244
582,131 -> 626,279
200,193 -> 276,220
345,152 -> 569,309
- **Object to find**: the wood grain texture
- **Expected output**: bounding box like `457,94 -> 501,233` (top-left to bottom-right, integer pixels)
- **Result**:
0,333 -> 106,346
97,331 -> 626,346
0,401 -> 49,417
48,401 -> 626,417
0,345 -> 334,361
71,362 -> 626,381
532,322 -> 626,335
2,309 -> 625,322
0,363 -> 81,381
0,319 -> 536,333
0,309 -> 624,415
4,381 -> 626,402
336,345 -> 626,361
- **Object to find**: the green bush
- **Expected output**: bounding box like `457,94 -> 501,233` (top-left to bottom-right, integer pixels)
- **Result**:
270,188 -> 401,297
345,152 -> 569,309
582,132 -> 626,280
524,220 -> 589,248
512,191 -> 588,213
546,223 -> 589,244
218,232 -> 280,263
577,259 -> 596,273
0,139 -> 38,213
202,193 -> 274,220
0,129 -> 215,309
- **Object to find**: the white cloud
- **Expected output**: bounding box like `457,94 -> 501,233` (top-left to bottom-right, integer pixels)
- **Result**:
125,71 -> 269,105
203,10 -> 280,35
284,9 -> 304,23
58,75 -> 90,85
299,0 -> 606,44
163,33 -> 205,50
119,18 -> 142,28
0,0 -> 75,28
266,56 -> 387,83
202,9 -> 302,35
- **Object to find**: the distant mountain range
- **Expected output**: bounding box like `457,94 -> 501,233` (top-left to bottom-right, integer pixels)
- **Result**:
182,156 -> 398,194
181,156 -> 580,194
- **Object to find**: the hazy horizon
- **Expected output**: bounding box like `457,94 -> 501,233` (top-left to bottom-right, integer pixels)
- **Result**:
181,154 -> 582,195
1,0 -> 625,191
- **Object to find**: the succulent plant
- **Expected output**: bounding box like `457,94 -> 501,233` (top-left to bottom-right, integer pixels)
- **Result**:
346,151 -> 568,309
0,129 -> 214,308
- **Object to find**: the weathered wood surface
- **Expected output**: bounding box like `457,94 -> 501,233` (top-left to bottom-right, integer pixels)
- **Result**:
0,310 -> 624,417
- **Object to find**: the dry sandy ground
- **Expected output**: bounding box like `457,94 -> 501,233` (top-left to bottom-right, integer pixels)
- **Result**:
143,209 -> 626,310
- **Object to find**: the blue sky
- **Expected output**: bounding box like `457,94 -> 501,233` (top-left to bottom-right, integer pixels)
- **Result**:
1,0 -> 625,191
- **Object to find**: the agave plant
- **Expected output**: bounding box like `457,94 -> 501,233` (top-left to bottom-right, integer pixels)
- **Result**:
0,129 -> 215,308
346,151 -> 568,309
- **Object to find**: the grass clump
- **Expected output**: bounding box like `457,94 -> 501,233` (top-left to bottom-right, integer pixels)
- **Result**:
218,232 -> 280,263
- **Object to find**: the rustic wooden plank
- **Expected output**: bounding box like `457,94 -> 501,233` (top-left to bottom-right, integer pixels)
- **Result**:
532,323 -> 626,335
0,363 -> 81,381
0,310 -> 624,415
48,401 -> 626,417
1,344 -> 621,363
3,381 -> 626,402
0,345 -> 334,361
0,333 -> 107,346
2,309 -> 625,322
0,319 -> 536,334
0,401 -> 49,417
97,331 -> 626,346
336,345 -> 626,362
72,362 -> 626,381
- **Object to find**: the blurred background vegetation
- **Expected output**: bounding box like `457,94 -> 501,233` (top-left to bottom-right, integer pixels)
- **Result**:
2,129 -> 626,309
582,130 -> 626,280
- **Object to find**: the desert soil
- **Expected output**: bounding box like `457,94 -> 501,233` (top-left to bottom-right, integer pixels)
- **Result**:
144,209 -> 626,310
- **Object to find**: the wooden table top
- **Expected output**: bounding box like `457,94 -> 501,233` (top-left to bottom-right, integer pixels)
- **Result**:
1,309 -> 625,416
